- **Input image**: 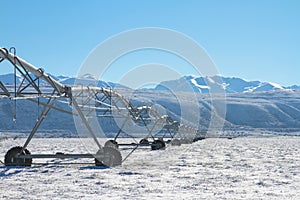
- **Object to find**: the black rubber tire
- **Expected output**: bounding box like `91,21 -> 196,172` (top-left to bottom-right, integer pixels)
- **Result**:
151,140 -> 166,150
95,147 -> 122,167
139,139 -> 149,145
104,140 -> 119,149
171,139 -> 181,146
4,146 -> 32,167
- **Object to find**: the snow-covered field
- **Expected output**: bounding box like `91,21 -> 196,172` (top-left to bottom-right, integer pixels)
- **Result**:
1,137 -> 300,199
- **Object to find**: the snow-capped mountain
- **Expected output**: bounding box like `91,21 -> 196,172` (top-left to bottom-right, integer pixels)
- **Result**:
0,73 -> 126,89
1,73 -> 298,93
155,75 -> 297,93
0,73 -> 23,85
288,85 -> 300,90
1,73 -> 300,135
1,89 -> 300,135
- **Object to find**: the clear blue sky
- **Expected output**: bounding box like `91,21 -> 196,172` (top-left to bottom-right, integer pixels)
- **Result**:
1,0 -> 299,86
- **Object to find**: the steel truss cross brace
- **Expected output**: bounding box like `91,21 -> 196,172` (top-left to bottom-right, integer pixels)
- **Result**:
21,97 -> 57,152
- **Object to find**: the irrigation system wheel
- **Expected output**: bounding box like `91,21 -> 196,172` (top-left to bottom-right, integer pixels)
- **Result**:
4,146 -> 32,167
104,140 -> 119,149
139,139 -> 149,144
95,147 -> 122,167
151,140 -> 166,150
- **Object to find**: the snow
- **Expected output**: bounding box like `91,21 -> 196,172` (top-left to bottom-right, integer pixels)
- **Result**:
206,76 -> 215,84
268,82 -> 284,90
1,137 -> 300,199
190,78 -> 210,89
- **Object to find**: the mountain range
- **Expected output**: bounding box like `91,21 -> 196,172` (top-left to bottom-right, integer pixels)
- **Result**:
155,75 -> 300,93
1,73 -> 299,93
1,73 -> 300,137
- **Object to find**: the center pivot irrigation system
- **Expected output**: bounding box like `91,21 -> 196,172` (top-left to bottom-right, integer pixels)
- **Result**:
0,47 -> 205,167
